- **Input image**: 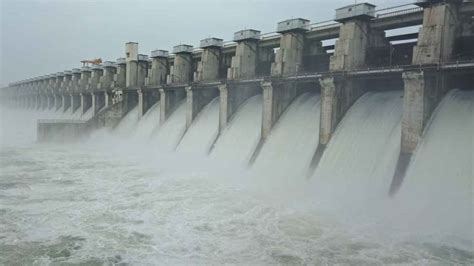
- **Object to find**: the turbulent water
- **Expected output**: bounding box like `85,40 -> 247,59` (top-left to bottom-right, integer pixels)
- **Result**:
251,93 -> 321,189
177,97 -> 220,156
0,90 -> 473,265
312,91 -> 403,202
210,95 -> 262,165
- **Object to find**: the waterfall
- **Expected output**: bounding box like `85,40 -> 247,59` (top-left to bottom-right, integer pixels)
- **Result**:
177,97 -> 220,156
311,91 -> 403,202
251,93 -> 320,187
114,105 -> 140,137
210,95 -> 262,165
151,101 -> 187,152
394,89 -> 474,239
134,102 -> 161,140
80,107 -> 94,121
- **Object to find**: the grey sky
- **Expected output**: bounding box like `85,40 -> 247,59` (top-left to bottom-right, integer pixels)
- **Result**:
1,0 -> 409,86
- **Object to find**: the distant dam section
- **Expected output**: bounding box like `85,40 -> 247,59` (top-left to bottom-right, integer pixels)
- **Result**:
1,0 -> 474,196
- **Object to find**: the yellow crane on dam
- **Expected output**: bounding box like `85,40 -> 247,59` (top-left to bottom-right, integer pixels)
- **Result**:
80,58 -> 102,67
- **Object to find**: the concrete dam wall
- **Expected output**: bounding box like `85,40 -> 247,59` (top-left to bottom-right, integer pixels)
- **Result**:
1,0 -> 474,197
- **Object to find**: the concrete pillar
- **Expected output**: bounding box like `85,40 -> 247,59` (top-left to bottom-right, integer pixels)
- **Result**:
159,87 -> 186,125
71,69 -> 81,92
99,62 -> 116,91
185,86 -> 218,129
91,93 -> 97,116
113,59 -> 127,89
104,91 -> 113,108
62,71 -> 72,94
195,38 -> 223,82
228,30 -> 261,80
271,19 -> 309,76
390,1 -> 462,195
71,94 -> 81,112
125,42 -> 139,88
168,45 -> 193,84
412,1 -> 461,64
138,89 -> 146,117
89,66 -> 103,91
137,55 -> 149,88
90,92 -> 105,116
79,67 -> 92,92
148,50 -> 169,86
217,83 -> 260,133
80,93 -> 92,115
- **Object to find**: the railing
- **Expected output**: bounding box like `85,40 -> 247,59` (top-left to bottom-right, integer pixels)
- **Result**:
376,7 -> 423,19
38,119 -> 86,124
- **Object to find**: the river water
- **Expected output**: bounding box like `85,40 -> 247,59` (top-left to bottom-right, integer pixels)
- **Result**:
0,90 -> 472,265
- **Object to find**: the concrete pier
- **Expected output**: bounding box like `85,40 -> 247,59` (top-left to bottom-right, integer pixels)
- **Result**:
70,69 -> 81,92
113,58 -> 126,90
98,61 -> 117,109
80,93 -> 92,115
125,42 -> 139,88
227,30 -> 261,80
168,45 -> 193,84
71,94 -> 81,113
135,51 -> 166,117
148,50 -> 169,86
271,18 -> 309,76
79,67 -> 91,92
195,38 -> 223,82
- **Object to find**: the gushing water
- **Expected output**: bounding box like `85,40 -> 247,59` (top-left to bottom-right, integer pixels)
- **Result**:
210,95 -> 262,165
177,97 -> 220,155
114,105 -> 140,137
152,101 -> 187,152
134,102 -> 161,140
251,93 -> 320,188
311,91 -> 403,202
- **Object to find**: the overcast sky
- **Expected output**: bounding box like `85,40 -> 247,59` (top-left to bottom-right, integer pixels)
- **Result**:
1,0 -> 409,86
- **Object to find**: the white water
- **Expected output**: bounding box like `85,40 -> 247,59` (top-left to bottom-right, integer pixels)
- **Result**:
134,102 -> 161,140
151,101 -> 187,152
1,89 -> 473,265
210,95 -> 262,165
311,91 -> 403,202
114,105 -> 140,137
251,93 -> 320,189
394,89 -> 474,239
177,97 -> 220,156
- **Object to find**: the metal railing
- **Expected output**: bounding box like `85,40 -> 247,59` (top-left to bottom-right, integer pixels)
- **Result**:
38,119 -> 86,124
376,7 -> 423,19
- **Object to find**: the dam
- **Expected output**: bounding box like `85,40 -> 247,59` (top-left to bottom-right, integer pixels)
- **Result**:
0,0 -> 473,264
